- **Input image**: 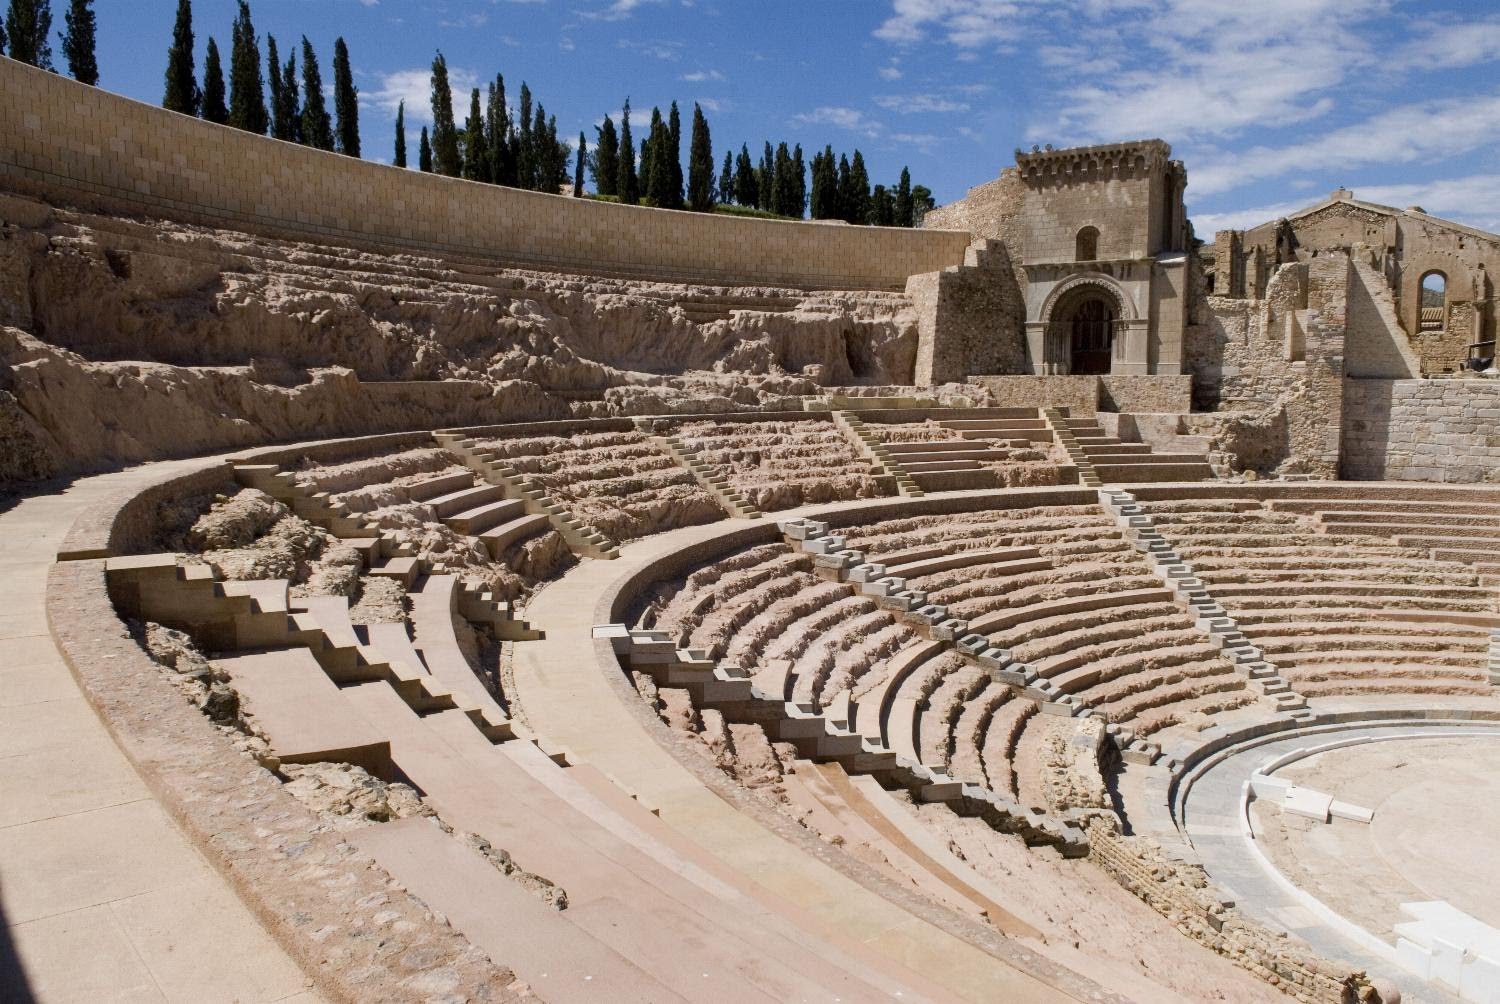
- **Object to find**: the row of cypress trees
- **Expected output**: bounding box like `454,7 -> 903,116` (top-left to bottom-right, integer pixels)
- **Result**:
809,152 -> 932,227
3,0 -> 98,85
398,53 -> 571,193
163,0 -> 359,157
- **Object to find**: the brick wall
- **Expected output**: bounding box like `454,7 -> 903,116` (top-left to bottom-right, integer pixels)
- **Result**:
0,58 -> 969,290
1342,378 -> 1500,481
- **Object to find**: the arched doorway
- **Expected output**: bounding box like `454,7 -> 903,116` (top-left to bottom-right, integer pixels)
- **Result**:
1067,295 -> 1116,374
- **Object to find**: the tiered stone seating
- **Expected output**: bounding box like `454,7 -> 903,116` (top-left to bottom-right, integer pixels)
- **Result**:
466,428 -> 722,541
936,409 -> 1055,445
1053,415 -> 1214,484
1145,498 -> 1499,697
841,506 -> 1256,738
856,417 -> 1061,492
1267,496 -> 1500,570
670,417 -> 891,510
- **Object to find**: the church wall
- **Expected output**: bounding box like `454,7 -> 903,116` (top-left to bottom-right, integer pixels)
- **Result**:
1343,378 -> 1500,482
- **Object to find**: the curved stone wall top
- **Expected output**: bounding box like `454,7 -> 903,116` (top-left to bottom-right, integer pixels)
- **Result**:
0,58 -> 971,290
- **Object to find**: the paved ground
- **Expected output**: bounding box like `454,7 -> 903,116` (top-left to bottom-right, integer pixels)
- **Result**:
0,467 -> 317,1003
1180,722 -> 1492,1004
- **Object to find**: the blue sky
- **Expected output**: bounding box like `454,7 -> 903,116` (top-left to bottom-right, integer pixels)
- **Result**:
80,0 -> 1500,234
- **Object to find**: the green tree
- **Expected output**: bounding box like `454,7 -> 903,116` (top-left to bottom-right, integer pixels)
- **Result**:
0,13 -> 6,54
513,82 -> 533,188
6,0 -> 53,68
461,87 -> 486,180
791,144 -> 806,219
646,108 -> 675,207
227,1 -> 267,134
686,103 -> 714,212
666,100 -> 684,209
618,99 -> 638,205
771,142 -> 796,217
638,107 -> 657,203
393,100 -> 406,167
418,125 -> 432,172
894,167 -> 913,228
265,35 -> 288,138
911,184 -> 935,226
573,131 -> 585,197
484,76 -> 512,184
717,150 -> 733,205
61,0 -> 97,84
810,147 -> 837,220
592,115 -> 619,197
847,150 -> 871,224
162,0 -> 198,114
733,143 -> 756,208
299,37 -> 332,149
835,154 -> 853,223
869,184 -> 895,226
200,37 -> 227,123
756,141 -> 775,212
332,37 -> 358,157
277,47 -> 298,140
429,52 -> 460,176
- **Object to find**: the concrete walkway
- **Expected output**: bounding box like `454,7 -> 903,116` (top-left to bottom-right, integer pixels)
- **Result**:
0,466 -> 317,1003
513,513 -> 1089,1004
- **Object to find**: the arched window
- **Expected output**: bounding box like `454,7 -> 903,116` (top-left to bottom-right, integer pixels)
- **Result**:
1075,226 -> 1099,262
1419,271 -> 1446,330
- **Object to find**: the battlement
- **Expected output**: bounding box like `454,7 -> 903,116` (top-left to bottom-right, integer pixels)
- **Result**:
1014,139 -> 1175,185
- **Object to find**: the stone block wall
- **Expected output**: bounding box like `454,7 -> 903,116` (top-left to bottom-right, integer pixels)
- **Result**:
1089,825 -> 1379,1004
971,374 -> 1190,414
909,241 -> 1025,384
1342,378 -> 1500,482
0,58 -> 969,290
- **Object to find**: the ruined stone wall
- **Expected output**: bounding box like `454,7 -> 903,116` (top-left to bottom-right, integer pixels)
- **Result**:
971,374 -> 1190,414
1089,825 -> 1379,1004
909,241 -> 1026,384
1342,378 -> 1500,482
0,58 -> 968,290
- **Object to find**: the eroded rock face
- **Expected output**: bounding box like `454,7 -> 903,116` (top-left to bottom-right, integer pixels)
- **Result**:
0,196 -> 923,487
279,761 -> 433,828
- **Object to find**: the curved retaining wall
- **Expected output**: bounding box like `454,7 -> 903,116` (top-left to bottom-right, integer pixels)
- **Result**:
0,57 -> 971,290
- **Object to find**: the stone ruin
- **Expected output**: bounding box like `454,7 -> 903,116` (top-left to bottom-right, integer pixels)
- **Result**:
4,55 -> 1500,1004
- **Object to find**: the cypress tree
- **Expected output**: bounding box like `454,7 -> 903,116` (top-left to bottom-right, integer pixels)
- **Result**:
516,83 -> 534,189
163,0 -> 198,115
686,103 -> 714,213
618,99 -> 638,205
666,101 -> 684,210
278,48 -> 298,141
592,115 -> 619,197
486,75 -> 516,185
772,142 -> 796,217
462,87 -> 486,181
573,132 -> 585,197
265,35 -> 286,138
717,150 -> 733,206
227,1 -> 268,135
847,150 -> 871,224
0,14 -> 6,55
791,144 -> 806,219
201,37 -> 227,123
332,38 -> 358,157
429,52 -> 460,176
393,100 -> 406,167
646,108 -> 674,207
836,154 -> 853,223
298,38 -> 332,149
733,144 -> 756,208
548,113 -> 570,192
638,108 -> 657,203
894,167 -> 913,228
756,142 -> 775,212
6,0 -> 53,68
61,0 -> 97,84
418,126 -> 432,172
870,184 -> 895,226
911,184 -> 935,225
810,147 -> 837,220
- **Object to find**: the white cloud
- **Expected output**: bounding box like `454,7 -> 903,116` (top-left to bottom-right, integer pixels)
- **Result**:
584,0 -> 665,21
873,93 -> 969,114
366,67 -> 479,124
1191,199 -> 1314,234
878,64 -> 902,80
874,0 -> 1025,48
618,38 -> 682,60
1392,16 -> 1500,71
559,37 -> 576,51
358,0 -> 378,7
1189,93 -> 1500,196
439,12 -> 490,28
680,69 -> 725,82
793,106 -> 884,138
695,97 -> 726,113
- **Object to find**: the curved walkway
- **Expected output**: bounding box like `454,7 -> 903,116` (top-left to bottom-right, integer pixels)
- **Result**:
511,490 -> 1115,1004
1179,720 -> 1495,1004
0,464 -> 316,1003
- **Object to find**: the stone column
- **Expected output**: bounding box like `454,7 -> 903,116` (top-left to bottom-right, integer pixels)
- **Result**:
1025,322 -> 1051,374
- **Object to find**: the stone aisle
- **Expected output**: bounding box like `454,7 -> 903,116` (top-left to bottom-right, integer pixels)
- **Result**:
0,465 -> 317,1003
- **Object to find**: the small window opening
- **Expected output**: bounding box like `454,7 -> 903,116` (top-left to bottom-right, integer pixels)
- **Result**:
1075,226 -> 1099,262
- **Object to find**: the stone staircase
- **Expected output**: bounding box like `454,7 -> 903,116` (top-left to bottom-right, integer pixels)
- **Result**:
1042,409 -> 1102,488
436,433 -> 620,560
829,411 -> 924,497
233,464 -> 539,640
1097,489 -> 1313,723
106,555 -> 515,742
636,422 -> 762,519
598,621 -> 1088,855
1049,415 -> 1214,485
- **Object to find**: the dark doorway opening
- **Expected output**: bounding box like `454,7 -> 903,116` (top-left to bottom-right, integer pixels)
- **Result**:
1068,297 -> 1115,374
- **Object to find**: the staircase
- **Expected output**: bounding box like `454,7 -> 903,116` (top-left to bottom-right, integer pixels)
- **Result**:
1050,416 -> 1214,485
436,433 -> 620,560
829,411 -> 924,497
638,423 -> 762,519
